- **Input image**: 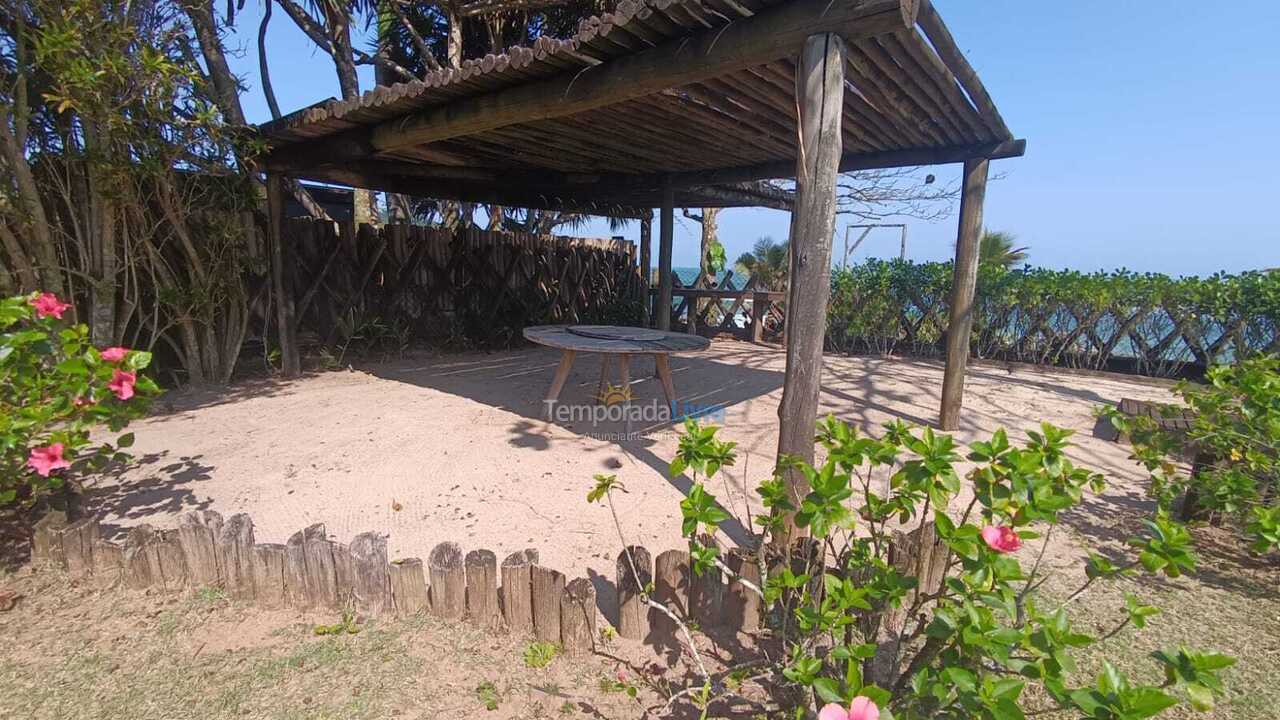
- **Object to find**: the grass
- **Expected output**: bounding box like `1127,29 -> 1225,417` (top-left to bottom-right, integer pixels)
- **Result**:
0,572 -> 653,720
1030,525 -> 1280,719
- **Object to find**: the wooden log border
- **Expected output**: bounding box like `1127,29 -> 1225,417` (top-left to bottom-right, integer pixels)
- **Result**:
27,512 -> 943,650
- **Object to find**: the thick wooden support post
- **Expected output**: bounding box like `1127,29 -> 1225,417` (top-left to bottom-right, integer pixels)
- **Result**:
615,545 -> 652,640
939,158 -> 988,430
429,541 -> 466,619
501,548 -> 538,633
266,173 -> 300,378
466,549 -> 499,627
775,33 -> 846,541
531,565 -> 565,642
639,217 -> 653,326
656,177 -> 675,331
560,577 -> 596,655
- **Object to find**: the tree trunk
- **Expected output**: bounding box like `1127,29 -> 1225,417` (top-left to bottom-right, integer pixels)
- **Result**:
697,207 -> 720,321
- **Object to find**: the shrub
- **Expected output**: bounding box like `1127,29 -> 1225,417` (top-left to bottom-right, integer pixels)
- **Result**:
0,293 -> 158,508
591,418 -> 1234,719
1107,356 -> 1280,552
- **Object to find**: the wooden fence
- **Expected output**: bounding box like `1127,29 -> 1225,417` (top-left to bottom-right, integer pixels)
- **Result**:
29,510 -> 767,651
284,220 -> 642,348
651,273 -> 787,342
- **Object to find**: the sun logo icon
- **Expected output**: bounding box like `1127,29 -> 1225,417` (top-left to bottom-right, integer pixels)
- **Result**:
596,382 -> 633,406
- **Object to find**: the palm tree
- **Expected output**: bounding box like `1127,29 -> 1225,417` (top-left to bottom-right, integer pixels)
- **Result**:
735,237 -> 790,290
978,230 -> 1029,269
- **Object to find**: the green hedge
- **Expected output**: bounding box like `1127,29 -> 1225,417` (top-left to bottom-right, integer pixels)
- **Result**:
826,261 -> 1280,378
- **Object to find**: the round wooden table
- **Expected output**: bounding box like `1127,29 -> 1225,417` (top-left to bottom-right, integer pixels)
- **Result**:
523,325 -> 710,418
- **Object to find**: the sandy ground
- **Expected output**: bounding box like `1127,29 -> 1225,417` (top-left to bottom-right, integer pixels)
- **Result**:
85,340 -> 1177,586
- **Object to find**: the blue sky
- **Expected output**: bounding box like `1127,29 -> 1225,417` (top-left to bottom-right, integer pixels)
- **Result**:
227,1 -> 1279,276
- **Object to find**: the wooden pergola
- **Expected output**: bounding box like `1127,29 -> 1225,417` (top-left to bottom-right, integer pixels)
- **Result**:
259,0 -> 1022,492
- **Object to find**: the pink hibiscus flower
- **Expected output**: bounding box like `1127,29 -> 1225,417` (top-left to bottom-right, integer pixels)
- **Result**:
27,443 -> 71,477
30,292 -> 71,320
981,525 -> 1022,553
819,697 -> 879,720
108,369 -> 137,400
99,346 -> 129,363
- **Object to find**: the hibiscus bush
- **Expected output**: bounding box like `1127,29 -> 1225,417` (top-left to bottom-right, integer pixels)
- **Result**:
1105,356 -> 1280,552
1,292 -> 159,509
592,418 -> 1234,719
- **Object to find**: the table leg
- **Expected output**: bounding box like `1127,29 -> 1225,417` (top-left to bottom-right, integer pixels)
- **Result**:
596,354 -> 612,402
544,349 -> 577,419
618,354 -> 632,437
654,353 -> 677,416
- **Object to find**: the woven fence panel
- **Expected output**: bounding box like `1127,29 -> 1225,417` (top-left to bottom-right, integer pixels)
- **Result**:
285,220 -> 640,348
826,261 -> 1280,379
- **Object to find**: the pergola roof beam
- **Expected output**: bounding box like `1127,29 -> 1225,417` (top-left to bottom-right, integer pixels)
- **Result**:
368,0 -> 918,152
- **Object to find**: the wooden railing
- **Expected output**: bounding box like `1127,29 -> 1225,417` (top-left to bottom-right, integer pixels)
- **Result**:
650,275 -> 786,342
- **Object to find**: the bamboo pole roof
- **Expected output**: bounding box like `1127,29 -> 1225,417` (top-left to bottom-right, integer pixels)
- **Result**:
259,0 -> 1023,216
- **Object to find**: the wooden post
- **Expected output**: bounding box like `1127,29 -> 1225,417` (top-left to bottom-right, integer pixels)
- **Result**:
178,510 -> 224,588
939,158 -> 988,430
429,541 -> 466,620
775,33 -> 846,541
92,539 -> 124,589
560,577 -> 596,655
59,517 -> 98,578
284,529 -> 309,607
639,216 -> 652,326
725,548 -> 762,632
656,176 -> 675,331
750,292 -> 767,343
154,530 -> 188,589
501,548 -> 538,633
652,549 -> 691,636
531,565 -> 565,643
689,536 -> 723,628
389,558 -> 429,615
218,513 -> 256,599
31,511 -> 67,566
615,545 -> 652,640
267,173 -> 300,378
123,524 -> 161,589
252,544 -> 288,608
301,523 -> 339,608
350,532 -> 391,616
466,549 -> 499,627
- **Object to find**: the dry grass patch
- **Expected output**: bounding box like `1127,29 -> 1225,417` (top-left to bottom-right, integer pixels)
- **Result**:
0,570 -> 657,720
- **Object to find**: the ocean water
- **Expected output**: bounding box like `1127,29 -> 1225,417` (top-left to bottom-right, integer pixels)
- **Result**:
670,266 -> 744,290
